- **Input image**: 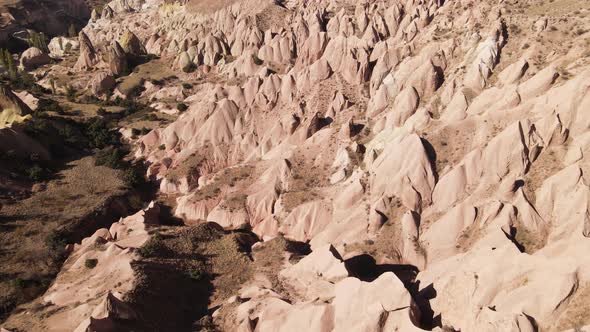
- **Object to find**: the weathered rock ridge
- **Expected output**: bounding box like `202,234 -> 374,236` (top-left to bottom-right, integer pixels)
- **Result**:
4,0 -> 590,331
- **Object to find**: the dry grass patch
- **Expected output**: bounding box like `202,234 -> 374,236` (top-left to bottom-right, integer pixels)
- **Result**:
524,146 -> 565,205
0,156 -> 132,319
118,59 -> 176,96
513,218 -> 547,254
551,283 -> 590,331
128,223 -> 255,330
345,197 -> 406,262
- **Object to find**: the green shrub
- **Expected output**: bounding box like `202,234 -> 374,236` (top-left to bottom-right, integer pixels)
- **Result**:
95,148 -> 125,169
60,124 -> 84,146
177,103 -> 188,112
182,83 -> 192,89
45,229 -> 69,260
139,234 -> 166,258
27,31 -> 49,52
65,85 -> 77,102
27,165 -> 46,182
84,258 -> 98,269
0,49 -> 17,81
123,167 -> 144,187
145,113 -> 159,121
97,107 -> 108,116
68,24 -> 77,38
188,268 -> 205,281
12,278 -> 26,290
85,117 -> 119,149
38,98 -> 66,114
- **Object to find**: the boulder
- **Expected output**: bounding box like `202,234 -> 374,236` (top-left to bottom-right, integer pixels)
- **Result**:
108,41 -> 128,76
88,72 -> 116,96
48,37 -> 79,57
20,47 -> 51,70
74,31 -> 98,71
120,30 -> 145,57
90,8 -> 100,22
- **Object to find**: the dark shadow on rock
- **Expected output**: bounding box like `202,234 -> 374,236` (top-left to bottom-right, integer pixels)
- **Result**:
350,123 -> 365,137
413,281 -> 438,329
343,254 -> 418,286
127,260 -> 215,332
344,253 -> 447,331
420,137 -> 439,182
158,204 -> 184,226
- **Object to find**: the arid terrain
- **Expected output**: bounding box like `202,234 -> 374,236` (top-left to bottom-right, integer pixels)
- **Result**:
1,0 -> 590,331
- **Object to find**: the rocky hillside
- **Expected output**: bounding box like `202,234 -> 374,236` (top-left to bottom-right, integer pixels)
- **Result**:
2,0 -> 590,331
0,0 -> 92,50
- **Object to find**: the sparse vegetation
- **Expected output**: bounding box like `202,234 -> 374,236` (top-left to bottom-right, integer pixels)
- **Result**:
84,258 -> 98,269
65,85 -> 77,102
188,268 -> 205,281
12,278 -> 26,290
177,102 -> 188,112
27,165 -> 47,182
27,31 -> 49,53
123,167 -> 145,187
68,24 -> 77,38
139,234 -> 167,258
85,117 -> 120,149
95,147 -> 125,168
0,48 -> 17,81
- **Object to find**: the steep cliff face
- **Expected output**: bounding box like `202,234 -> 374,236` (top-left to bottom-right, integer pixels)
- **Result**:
0,0 -> 91,49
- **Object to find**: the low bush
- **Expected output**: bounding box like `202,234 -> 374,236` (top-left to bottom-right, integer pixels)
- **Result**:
85,117 -> 119,149
12,278 -> 26,290
144,113 -> 159,121
45,229 -> 69,261
123,167 -> 144,187
188,268 -> 205,281
177,103 -> 188,112
139,234 -> 167,258
65,85 -> 77,102
38,98 -> 67,114
97,107 -> 108,116
84,258 -> 98,269
95,148 -> 125,169
27,165 -> 46,182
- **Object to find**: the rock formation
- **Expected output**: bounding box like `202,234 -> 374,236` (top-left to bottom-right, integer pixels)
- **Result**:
47,37 -> 80,58
88,71 -> 116,95
120,29 -> 146,57
108,40 -> 128,76
74,31 -> 98,71
3,0 -> 590,331
0,85 -> 32,128
19,47 -> 51,71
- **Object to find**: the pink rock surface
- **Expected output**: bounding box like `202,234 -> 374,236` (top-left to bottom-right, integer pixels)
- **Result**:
5,0 -> 590,330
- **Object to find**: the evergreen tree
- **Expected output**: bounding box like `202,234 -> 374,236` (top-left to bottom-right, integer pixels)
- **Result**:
49,78 -> 57,95
28,31 -> 49,53
7,55 -> 17,81
68,24 -> 77,38
1,49 -> 17,81
0,49 -> 7,68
